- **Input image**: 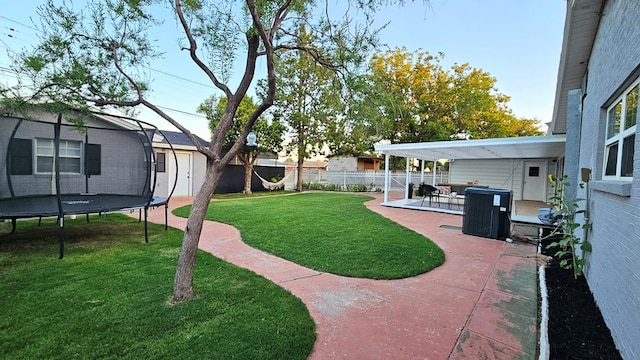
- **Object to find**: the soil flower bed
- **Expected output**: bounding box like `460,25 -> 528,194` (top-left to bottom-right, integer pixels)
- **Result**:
541,238 -> 622,359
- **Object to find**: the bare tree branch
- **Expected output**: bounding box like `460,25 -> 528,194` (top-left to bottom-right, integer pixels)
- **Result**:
141,99 -> 214,157
174,0 -> 231,97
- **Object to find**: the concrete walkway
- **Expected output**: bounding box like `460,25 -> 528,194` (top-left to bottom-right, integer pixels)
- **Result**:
146,193 -> 539,359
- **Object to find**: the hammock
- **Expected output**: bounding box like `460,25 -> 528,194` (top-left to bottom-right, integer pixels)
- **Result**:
253,170 -> 293,191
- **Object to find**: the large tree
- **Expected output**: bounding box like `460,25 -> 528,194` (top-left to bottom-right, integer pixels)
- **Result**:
319,72 -> 379,157
267,26 -> 339,191
197,95 -> 285,194
1,0 -> 422,302
365,48 -> 544,144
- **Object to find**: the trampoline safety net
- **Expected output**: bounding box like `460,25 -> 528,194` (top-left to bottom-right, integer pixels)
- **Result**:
0,111 -> 173,257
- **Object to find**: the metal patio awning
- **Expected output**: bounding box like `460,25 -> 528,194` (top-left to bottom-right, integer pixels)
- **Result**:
375,135 -> 566,160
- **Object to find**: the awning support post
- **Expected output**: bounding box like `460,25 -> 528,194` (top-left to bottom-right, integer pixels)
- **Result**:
432,159 -> 437,186
405,158 -> 411,199
383,154 -> 389,203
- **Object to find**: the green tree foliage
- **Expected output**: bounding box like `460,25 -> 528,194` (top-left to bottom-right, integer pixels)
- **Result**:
265,26 -> 340,191
362,48 -> 543,145
323,117 -> 374,156
198,95 -> 285,194
325,73 -> 380,157
0,0 -> 428,302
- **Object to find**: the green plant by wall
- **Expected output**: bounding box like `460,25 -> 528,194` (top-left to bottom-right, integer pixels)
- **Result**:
302,182 -> 372,192
302,182 -> 325,190
346,184 -> 369,192
546,174 -> 592,279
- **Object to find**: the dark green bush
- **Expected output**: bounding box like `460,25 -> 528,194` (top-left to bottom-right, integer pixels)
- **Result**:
346,184 -> 369,192
303,182 -> 372,192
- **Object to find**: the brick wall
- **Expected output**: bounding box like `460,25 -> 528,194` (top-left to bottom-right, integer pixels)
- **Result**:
327,156 -> 358,171
574,0 -> 640,358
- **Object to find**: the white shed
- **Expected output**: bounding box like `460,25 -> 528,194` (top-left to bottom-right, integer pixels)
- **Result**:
152,130 -> 209,198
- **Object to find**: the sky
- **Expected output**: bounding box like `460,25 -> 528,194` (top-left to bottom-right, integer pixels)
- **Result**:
0,1 -> 567,141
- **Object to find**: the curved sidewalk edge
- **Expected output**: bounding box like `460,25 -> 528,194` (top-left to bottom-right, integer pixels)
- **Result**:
144,194 -> 539,360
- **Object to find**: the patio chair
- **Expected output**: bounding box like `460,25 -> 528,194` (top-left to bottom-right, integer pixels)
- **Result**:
418,184 -> 440,206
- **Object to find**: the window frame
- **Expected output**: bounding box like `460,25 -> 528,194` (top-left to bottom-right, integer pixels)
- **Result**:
603,79 -> 638,180
35,138 -> 84,174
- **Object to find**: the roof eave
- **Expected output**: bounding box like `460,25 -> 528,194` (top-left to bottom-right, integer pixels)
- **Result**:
550,0 -> 604,135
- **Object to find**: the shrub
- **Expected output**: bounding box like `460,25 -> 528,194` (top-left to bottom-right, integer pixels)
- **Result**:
346,184 -> 369,192
303,182 -> 372,192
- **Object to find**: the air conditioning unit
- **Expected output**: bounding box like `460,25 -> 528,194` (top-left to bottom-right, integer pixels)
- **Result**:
462,188 -> 512,239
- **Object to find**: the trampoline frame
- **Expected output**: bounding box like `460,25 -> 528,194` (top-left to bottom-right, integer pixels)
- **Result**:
0,111 -> 180,258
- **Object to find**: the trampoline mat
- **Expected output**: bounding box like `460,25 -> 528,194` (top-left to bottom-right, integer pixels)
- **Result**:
0,194 -> 167,219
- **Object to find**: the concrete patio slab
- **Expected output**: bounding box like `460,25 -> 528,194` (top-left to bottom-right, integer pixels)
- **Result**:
450,329 -> 530,360
144,192 -> 539,359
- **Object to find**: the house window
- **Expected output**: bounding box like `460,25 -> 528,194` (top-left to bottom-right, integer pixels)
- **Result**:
36,139 -> 82,174
156,152 -> 166,173
604,81 -> 638,179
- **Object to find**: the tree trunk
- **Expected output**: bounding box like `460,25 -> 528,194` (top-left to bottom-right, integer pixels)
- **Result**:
296,121 -> 305,192
296,157 -> 304,191
244,162 -> 253,194
171,161 -> 222,303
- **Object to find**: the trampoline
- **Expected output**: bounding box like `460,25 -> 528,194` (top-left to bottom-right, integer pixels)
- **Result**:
0,110 -> 179,258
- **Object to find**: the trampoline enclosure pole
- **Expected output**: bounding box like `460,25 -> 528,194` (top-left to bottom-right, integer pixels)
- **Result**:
58,216 -> 64,259
144,207 -> 149,243
54,114 -> 65,259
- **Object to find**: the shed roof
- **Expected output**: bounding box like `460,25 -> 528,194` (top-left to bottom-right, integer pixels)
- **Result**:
153,130 -> 210,148
375,135 -> 566,160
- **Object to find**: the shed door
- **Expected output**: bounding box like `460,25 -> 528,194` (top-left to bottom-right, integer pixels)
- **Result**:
173,153 -> 192,196
522,161 -> 547,201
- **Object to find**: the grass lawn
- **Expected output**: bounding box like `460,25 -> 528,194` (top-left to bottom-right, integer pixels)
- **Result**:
212,190 -> 297,200
175,192 -> 445,279
0,215 -> 315,360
